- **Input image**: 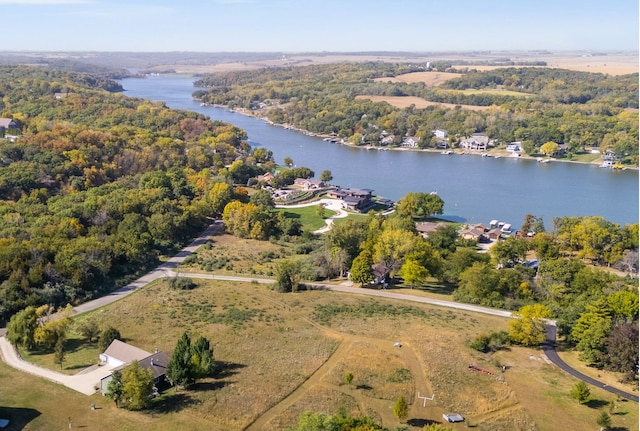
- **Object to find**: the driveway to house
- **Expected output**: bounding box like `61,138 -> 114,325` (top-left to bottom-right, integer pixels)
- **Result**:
542,325 -> 638,402
275,198 -> 348,234
0,221 -> 223,395
1,220 -> 637,403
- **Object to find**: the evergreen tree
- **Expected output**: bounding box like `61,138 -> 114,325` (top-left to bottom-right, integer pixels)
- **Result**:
166,332 -> 195,388
570,381 -> 591,404
191,335 -> 215,378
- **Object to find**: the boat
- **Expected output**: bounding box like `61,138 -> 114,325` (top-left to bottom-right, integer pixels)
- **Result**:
441,150 -> 452,155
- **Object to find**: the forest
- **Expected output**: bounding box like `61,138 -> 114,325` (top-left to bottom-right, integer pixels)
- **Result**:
1,65 -> 637,383
195,62 -> 639,165
0,66 -> 284,321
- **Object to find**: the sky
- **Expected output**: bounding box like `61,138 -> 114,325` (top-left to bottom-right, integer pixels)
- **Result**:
2,0 -> 638,52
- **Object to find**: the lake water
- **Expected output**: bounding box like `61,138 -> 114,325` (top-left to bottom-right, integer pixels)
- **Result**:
120,75 -> 639,227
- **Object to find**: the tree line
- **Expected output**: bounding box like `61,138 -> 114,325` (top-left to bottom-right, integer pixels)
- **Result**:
194,62 -> 638,165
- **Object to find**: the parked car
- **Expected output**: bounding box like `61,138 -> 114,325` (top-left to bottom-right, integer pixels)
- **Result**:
443,413 -> 464,423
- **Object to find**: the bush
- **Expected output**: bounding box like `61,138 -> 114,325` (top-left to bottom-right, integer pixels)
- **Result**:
469,331 -> 510,353
169,277 -> 197,290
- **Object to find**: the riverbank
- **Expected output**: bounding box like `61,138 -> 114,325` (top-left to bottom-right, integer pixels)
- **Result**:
216,104 -> 636,170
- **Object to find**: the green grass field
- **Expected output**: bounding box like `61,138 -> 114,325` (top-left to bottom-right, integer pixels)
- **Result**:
275,205 -> 336,231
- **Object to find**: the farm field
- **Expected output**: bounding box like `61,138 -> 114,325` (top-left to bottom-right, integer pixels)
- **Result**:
2,275 -> 636,431
374,71 -> 461,86
355,95 -> 491,111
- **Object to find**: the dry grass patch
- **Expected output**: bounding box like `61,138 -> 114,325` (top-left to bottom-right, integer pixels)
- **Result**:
325,341 -> 414,400
355,95 -> 491,111
181,233 -> 290,276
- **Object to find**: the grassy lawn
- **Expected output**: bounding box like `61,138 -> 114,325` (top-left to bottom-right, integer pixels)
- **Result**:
18,334 -> 101,375
275,205 -> 336,232
5,278 -> 636,431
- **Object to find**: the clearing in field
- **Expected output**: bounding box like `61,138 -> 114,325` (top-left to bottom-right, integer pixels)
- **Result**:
355,94 -> 491,111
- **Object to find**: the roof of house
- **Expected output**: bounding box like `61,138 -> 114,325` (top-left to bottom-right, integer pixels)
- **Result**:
138,351 -> 170,380
103,339 -> 151,364
415,221 -> 449,235
0,118 -> 16,128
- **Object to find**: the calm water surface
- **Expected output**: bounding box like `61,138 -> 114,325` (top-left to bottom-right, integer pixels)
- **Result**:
120,75 -> 639,227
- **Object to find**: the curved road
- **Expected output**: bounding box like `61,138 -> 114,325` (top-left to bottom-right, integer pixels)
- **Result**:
542,325 -> 638,402
0,220 -> 637,403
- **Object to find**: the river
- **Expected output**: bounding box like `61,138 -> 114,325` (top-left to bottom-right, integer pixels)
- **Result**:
119,75 -> 639,227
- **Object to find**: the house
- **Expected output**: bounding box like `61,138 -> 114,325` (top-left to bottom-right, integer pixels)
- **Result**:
327,187 -> 373,212
99,340 -> 170,394
0,118 -> 18,136
380,134 -> 395,146
506,142 -> 522,152
459,133 -> 489,151
434,129 -> 448,140
486,228 -> 502,241
401,136 -> 420,148
256,172 -> 274,184
99,339 -> 150,367
415,221 -> 449,238
459,224 -> 487,242
294,178 -> 324,189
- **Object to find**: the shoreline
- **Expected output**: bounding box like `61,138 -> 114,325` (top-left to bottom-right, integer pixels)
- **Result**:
210,104 -> 637,171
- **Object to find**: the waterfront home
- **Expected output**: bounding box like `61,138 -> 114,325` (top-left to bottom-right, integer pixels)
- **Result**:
460,224 -> 487,242
401,136 -> 420,148
434,129 -> 448,140
327,187 -> 373,212
415,221 -> 449,238
294,178 -> 324,189
506,142 -> 522,152
459,133 -> 489,151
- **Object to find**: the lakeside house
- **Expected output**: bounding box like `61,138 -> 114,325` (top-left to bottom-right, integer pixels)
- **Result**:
434,129 -> 448,140
459,224 -> 488,242
506,142 -> 522,152
459,133 -> 490,151
415,221 -> 449,239
99,340 -> 170,395
294,178 -> 324,189
326,187 -> 373,212
401,136 -> 420,148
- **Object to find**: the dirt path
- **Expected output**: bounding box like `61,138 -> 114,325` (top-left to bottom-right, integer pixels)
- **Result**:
244,290 -> 437,430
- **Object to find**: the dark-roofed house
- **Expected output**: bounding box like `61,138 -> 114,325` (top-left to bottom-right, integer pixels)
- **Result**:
99,341 -> 171,394
327,187 -> 373,212
0,118 -> 18,136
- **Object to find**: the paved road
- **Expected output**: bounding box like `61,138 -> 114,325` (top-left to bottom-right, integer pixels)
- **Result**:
1,220 -> 637,403
542,325 -> 638,402
0,221 -> 223,395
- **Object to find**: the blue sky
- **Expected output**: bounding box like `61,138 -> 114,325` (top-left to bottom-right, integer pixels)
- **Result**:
2,0 -> 638,52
